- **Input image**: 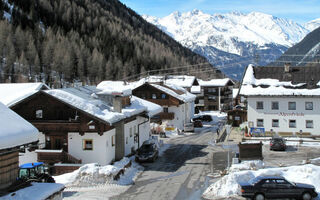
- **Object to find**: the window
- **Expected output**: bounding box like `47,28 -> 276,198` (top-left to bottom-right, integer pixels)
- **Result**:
126,137 -> 128,144
305,102 -> 313,110
289,120 -> 296,128
208,95 -> 216,100
134,126 -> 137,135
257,119 -> 264,127
83,139 -> 93,150
152,94 -> 157,99
163,107 -> 168,113
272,119 -> 279,127
288,102 -> 296,110
256,101 -> 263,109
112,135 -> 115,147
36,110 -> 43,118
208,88 -> 216,93
306,120 -> 313,128
271,102 -> 279,110
235,116 -> 240,121
130,127 -> 133,137
161,93 -> 167,99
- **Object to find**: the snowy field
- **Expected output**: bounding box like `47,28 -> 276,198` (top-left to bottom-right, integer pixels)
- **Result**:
203,160 -> 320,200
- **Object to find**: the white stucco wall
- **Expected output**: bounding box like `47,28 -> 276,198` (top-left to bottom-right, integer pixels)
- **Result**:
19,132 -> 46,165
68,130 -> 115,165
167,102 -> 194,130
137,117 -> 151,148
247,97 -> 320,135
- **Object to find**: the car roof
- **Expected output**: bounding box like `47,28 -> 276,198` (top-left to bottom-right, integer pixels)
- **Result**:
20,162 -> 44,169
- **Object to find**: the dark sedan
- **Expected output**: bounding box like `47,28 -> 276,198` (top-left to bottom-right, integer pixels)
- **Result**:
270,137 -> 286,151
135,140 -> 159,162
240,176 -> 317,200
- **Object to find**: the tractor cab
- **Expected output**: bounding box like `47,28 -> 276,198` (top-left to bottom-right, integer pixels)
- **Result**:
18,162 -> 54,183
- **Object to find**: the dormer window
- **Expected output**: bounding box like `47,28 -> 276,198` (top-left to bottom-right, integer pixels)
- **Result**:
36,110 -> 43,119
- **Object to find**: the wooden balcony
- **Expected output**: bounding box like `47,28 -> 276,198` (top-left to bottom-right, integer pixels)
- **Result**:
147,99 -> 179,106
36,149 -> 81,164
159,112 -> 175,120
31,121 -> 80,132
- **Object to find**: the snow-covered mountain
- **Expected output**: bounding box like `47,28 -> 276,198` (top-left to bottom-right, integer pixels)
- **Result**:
305,18 -> 320,32
143,10 -> 318,80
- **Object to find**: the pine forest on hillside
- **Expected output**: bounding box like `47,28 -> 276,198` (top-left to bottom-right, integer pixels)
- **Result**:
0,0 -> 223,87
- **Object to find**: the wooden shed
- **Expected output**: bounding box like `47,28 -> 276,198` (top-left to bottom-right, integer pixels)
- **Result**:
227,109 -> 247,127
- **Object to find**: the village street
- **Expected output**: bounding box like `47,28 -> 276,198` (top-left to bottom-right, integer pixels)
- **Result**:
111,129 -> 229,200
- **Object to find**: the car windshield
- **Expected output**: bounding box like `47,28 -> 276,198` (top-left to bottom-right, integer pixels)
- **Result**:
248,177 -> 261,185
140,144 -> 154,153
273,138 -> 284,143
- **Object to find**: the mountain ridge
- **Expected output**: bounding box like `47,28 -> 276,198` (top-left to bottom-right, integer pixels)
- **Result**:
143,10 -> 319,80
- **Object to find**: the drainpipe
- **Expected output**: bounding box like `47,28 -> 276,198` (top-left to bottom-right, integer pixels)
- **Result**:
137,114 -> 150,148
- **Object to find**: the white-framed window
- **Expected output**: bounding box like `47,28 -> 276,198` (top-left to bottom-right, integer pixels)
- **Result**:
130,127 -> 133,137
272,119 -> 279,127
272,102 -> 279,110
208,95 -> 216,100
305,102 -> 313,110
288,102 -> 296,110
235,116 -> 240,121
257,119 -> 264,127
289,120 -> 296,128
306,120 -> 313,128
36,109 -> 43,119
256,101 -> 263,109
83,139 -> 93,150
208,88 -> 216,93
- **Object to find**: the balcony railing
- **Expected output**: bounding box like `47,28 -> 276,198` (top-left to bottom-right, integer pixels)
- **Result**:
159,112 -> 175,120
36,149 -> 81,164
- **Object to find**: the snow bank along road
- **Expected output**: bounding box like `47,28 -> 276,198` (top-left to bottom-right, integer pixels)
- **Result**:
111,130 -> 229,200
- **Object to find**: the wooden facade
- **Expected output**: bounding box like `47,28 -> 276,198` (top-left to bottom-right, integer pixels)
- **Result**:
132,84 -> 181,107
0,151 -> 19,189
228,110 -> 247,127
10,92 -> 116,164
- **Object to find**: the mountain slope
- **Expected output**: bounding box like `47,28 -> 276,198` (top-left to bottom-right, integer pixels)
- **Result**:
143,10 -> 314,80
271,27 -> 320,66
0,0 -> 222,86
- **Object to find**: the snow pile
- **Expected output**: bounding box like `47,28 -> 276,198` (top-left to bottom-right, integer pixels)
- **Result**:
163,75 -> 196,88
0,82 -> 49,107
54,157 -> 131,187
130,96 -> 162,117
203,164 -> 320,199
2,183 -> 64,200
310,157 -> 320,165
229,160 -> 265,173
0,102 -> 38,149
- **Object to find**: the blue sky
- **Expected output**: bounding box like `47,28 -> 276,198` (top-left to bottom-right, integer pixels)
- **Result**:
120,0 -> 320,23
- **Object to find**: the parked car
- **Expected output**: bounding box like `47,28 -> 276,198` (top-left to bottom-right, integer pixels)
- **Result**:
192,115 -> 213,122
135,140 -> 159,162
184,123 -> 194,132
240,176 -> 317,200
270,136 -> 286,151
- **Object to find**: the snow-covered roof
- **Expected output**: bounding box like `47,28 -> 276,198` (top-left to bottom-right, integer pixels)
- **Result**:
45,86 -> 161,125
199,78 -> 234,87
133,75 -> 197,88
240,64 -> 320,96
0,102 -> 38,150
2,183 -> 65,200
150,83 -> 196,103
97,81 -> 132,96
0,83 -> 49,107
163,75 -> 197,88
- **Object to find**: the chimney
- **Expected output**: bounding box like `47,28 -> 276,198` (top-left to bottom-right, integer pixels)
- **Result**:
113,96 -> 123,113
284,63 -> 291,73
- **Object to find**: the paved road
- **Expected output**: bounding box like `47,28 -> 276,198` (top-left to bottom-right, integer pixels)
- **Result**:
111,131 -> 230,200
